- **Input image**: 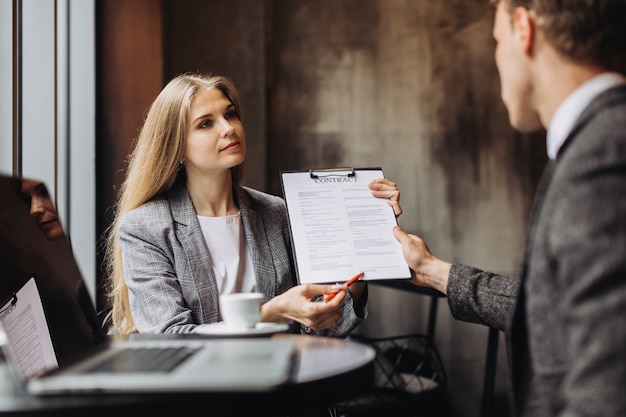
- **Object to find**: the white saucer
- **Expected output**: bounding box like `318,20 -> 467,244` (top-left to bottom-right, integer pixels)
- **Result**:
194,322 -> 290,337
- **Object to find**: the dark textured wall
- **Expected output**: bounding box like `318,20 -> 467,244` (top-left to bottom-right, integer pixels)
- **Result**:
164,0 -> 267,191
163,1 -> 550,416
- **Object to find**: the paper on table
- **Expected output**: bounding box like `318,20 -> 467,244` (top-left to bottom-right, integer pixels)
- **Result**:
280,168 -> 411,284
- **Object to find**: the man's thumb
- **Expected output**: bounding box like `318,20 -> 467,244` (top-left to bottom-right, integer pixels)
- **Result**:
393,225 -> 406,242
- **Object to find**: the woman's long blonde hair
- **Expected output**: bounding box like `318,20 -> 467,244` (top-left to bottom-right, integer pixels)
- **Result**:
103,73 -> 244,335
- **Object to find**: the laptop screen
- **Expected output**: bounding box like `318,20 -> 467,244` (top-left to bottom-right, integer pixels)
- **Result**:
0,175 -> 106,375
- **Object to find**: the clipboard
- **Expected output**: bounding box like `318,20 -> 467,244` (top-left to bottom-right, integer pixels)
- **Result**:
0,293 -> 18,318
0,277 -> 58,379
280,167 -> 411,284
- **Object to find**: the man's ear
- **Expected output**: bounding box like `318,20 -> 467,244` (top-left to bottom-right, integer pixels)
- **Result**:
513,7 -> 535,56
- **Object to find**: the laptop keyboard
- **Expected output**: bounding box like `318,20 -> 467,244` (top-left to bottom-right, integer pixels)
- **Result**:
83,346 -> 200,373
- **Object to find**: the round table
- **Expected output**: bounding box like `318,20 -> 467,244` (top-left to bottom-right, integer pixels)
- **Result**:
0,333 -> 375,416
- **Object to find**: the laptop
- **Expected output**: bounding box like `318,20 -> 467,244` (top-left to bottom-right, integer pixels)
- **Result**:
0,174 -> 295,395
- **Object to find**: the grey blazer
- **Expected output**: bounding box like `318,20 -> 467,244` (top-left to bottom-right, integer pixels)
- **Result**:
446,85 -> 626,417
119,181 -> 367,336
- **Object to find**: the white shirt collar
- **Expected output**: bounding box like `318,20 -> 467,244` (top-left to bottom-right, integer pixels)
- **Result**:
546,72 -> 626,160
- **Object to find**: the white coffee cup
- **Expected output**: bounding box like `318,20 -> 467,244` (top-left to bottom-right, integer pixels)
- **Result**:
219,292 -> 264,329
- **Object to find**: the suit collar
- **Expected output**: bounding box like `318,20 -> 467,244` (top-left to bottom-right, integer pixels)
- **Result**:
548,72 -> 626,160
168,180 -> 196,227
552,77 -> 626,160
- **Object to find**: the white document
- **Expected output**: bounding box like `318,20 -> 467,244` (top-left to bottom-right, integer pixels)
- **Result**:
280,167 -> 411,284
0,277 -> 58,379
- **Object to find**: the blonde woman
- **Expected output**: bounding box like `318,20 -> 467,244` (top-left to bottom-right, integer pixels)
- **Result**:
104,73 -> 401,335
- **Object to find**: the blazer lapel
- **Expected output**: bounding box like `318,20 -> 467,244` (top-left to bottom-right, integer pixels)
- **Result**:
235,187 -> 277,297
169,185 -> 220,322
508,159 -> 556,411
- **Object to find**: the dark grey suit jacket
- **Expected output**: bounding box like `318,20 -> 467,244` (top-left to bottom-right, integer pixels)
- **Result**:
119,181 -> 366,336
446,85 -> 626,417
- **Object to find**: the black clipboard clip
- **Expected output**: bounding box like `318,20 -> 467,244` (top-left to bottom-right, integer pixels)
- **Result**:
0,293 -> 17,318
309,167 -> 355,179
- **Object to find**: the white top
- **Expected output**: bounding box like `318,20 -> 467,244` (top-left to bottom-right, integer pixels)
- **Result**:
197,212 -> 256,294
547,72 -> 626,160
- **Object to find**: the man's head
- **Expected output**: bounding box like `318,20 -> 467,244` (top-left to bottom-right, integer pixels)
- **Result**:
491,0 -> 626,132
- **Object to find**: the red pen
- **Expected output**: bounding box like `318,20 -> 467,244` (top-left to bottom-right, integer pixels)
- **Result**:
324,272 -> 364,302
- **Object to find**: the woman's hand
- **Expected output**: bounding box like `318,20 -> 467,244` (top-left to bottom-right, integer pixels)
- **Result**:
369,178 -> 402,217
260,283 -> 347,331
